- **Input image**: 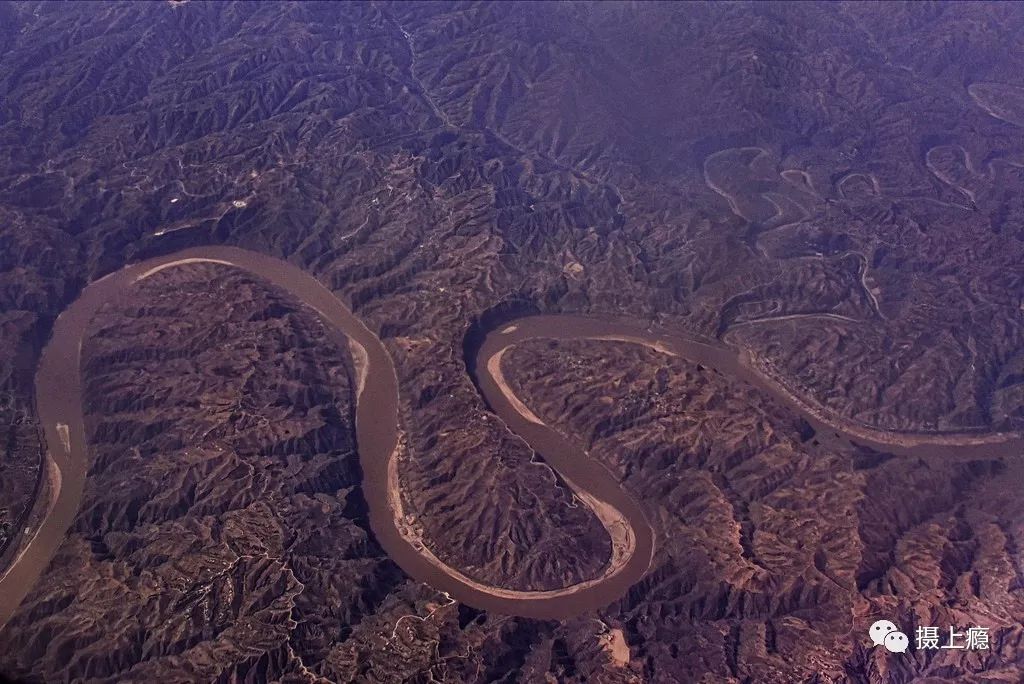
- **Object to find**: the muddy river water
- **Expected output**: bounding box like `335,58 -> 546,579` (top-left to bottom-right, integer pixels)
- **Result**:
1,246 -> 1020,625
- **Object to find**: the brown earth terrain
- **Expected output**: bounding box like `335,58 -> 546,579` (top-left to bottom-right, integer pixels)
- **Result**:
1,263 -> 395,681
503,337 -> 1024,681
0,1 -> 1023,681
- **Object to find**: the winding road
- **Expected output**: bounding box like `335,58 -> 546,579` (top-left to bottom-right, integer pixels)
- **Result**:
1,246 -> 1021,626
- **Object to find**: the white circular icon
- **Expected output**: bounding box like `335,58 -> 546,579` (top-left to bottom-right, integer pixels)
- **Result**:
869,619 -> 898,646
884,631 -> 909,653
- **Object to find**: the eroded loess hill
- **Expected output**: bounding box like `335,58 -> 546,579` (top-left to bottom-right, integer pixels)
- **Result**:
502,338 -> 1024,681
0,0 -> 1023,681
0,263 -> 395,681
0,262 -> 636,682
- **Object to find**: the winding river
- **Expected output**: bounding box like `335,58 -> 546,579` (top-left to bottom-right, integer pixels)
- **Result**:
1,246 -> 1021,626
